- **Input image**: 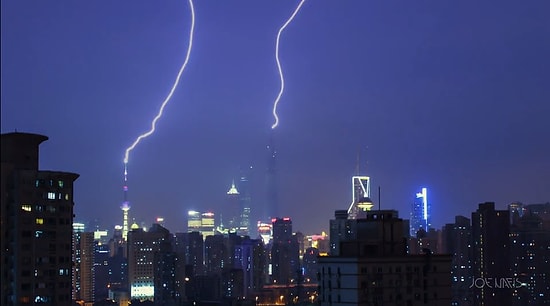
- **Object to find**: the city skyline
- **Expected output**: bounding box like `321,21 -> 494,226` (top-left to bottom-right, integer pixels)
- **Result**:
2,0 -> 550,234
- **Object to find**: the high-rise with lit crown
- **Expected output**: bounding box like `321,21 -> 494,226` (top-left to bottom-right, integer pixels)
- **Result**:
1,132 -> 79,306
410,187 -> 431,237
347,176 -> 372,219
226,180 -> 240,232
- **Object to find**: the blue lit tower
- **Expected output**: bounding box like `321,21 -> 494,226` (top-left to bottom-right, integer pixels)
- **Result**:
121,164 -> 130,241
410,187 -> 431,237
266,131 -> 278,220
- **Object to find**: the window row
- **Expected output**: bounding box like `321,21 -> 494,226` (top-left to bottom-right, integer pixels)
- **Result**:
35,179 -> 65,188
21,203 -> 72,213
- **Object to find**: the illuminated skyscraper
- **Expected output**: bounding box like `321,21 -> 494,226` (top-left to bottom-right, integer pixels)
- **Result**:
226,180 -> 240,231
410,187 -> 431,237
187,210 -> 216,239
201,212 -> 216,238
72,224 -> 94,304
509,206 -> 550,305
347,176 -> 372,219
257,221 -> 273,245
1,132 -> 79,306
127,223 -> 175,301
187,210 -> 201,232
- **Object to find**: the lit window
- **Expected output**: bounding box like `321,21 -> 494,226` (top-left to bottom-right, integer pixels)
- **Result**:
36,218 -> 44,225
21,204 -> 32,212
47,192 -> 55,200
58,181 -> 64,188
65,194 -> 69,201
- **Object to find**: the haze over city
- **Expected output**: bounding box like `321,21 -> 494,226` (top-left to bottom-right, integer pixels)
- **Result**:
2,0 -> 549,234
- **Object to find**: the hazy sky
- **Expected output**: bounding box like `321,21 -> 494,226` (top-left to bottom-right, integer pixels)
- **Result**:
2,0 -> 549,234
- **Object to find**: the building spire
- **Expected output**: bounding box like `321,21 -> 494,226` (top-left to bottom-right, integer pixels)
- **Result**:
227,179 -> 239,195
121,163 -> 130,241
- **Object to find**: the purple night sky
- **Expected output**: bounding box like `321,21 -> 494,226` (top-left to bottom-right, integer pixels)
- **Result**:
2,0 -> 549,234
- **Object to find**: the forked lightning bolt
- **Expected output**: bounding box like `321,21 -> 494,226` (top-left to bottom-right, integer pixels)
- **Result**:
271,0 -> 307,130
124,0 -> 196,166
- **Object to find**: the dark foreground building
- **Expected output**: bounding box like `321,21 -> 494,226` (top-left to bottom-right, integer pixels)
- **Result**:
1,132 -> 79,306
319,210 -> 452,305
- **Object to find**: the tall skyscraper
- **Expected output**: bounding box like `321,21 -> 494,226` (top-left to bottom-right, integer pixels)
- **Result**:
509,207 -> 550,305
187,210 -> 201,232
226,180 -> 240,232
127,223 -> 178,302
201,212 -> 215,239
72,223 -> 95,304
237,168 -> 252,237
233,237 -> 266,298
442,215 -> 473,305
410,187 -> 431,237
186,210 -> 216,239
270,217 -> 300,285
1,132 -> 79,306
329,210 -> 355,256
205,235 -> 227,275
266,132 -> 278,220
175,231 -> 204,277
471,202 -> 511,305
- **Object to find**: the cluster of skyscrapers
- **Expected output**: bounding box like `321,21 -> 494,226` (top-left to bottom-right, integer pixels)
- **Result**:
1,132 -> 549,306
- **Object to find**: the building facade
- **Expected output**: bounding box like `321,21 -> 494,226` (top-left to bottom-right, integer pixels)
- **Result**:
127,223 -> 181,303
1,132 -> 79,306
270,217 -> 300,285
72,227 -> 95,304
471,202 -> 511,305
320,209 -> 452,305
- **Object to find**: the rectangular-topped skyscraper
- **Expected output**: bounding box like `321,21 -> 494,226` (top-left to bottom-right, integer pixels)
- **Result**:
1,132 -> 79,306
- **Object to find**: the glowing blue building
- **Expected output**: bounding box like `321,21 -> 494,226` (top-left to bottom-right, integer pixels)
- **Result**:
410,187 -> 431,237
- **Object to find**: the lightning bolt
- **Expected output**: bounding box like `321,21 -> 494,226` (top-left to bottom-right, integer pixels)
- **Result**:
124,0 -> 196,165
271,0 -> 307,130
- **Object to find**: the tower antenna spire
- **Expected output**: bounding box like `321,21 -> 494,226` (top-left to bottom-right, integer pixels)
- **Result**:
355,149 -> 360,175
364,146 -> 368,175
121,163 -> 130,241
